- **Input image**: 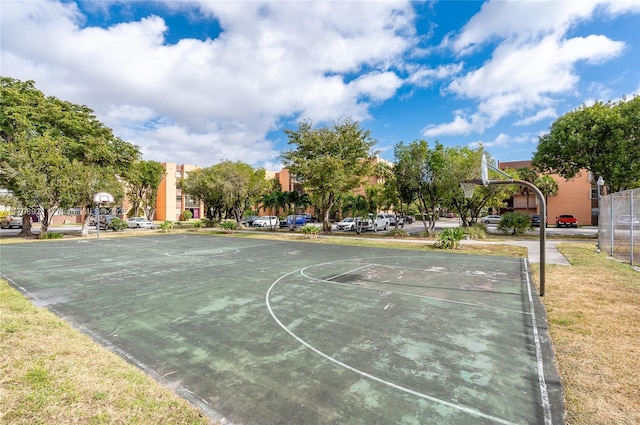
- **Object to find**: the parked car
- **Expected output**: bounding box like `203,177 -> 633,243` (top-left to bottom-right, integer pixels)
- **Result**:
252,216 -> 279,228
335,217 -> 372,231
530,214 -> 547,227
482,214 -> 502,225
381,213 -> 397,226
286,214 -> 307,227
372,214 -> 389,232
335,217 -> 357,231
127,217 -> 155,229
241,215 -> 259,226
90,215 -> 116,230
303,213 -> 316,222
0,215 -> 23,229
555,214 -> 578,228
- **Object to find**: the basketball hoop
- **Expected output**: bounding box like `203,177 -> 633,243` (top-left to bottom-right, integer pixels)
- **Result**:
93,192 -> 115,204
460,181 -> 477,199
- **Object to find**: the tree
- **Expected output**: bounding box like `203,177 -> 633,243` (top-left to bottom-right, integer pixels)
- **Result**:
534,175 -> 559,214
258,192 -> 280,230
533,96 -> 640,193
439,147 -> 518,226
341,194 -> 370,234
180,161 -> 268,222
517,167 -> 539,217
393,140 -> 446,235
125,160 -> 165,220
281,118 -> 377,232
0,77 -> 140,238
286,191 -> 312,230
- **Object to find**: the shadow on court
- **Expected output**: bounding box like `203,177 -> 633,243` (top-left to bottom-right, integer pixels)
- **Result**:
0,234 -> 564,424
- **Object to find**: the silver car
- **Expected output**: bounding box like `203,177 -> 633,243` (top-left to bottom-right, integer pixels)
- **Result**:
127,217 -> 154,229
482,215 -> 502,225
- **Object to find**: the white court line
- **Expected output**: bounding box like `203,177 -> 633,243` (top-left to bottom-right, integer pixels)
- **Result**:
523,260 -> 553,425
266,265 -> 519,425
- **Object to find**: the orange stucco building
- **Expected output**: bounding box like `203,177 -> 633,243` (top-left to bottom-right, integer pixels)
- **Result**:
499,160 -> 599,226
154,163 -> 205,221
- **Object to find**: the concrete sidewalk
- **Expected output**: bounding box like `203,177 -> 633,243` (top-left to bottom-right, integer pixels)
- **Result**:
461,238 -> 574,266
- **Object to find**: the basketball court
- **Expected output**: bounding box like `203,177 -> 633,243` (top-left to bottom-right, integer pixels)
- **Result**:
0,234 -> 564,424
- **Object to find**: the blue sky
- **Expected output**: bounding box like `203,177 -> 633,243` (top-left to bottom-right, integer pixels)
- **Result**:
2,1 -> 639,171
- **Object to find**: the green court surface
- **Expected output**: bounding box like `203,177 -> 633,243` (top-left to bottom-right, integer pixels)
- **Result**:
0,234 -> 564,424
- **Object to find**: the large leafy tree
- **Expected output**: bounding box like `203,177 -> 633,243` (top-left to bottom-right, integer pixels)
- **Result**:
393,140 -> 447,234
439,147 -> 518,226
0,77 -> 139,237
181,160 -> 268,222
124,160 -> 165,221
533,96 -> 640,192
281,118 -> 377,232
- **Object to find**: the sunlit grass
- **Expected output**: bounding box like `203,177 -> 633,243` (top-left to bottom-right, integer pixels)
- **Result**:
0,282 -> 214,425
532,243 -> 640,424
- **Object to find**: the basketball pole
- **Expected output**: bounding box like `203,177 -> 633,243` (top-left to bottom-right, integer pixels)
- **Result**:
463,178 -> 547,296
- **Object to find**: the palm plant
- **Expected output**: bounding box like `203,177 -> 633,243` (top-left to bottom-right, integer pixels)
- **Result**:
517,167 -> 538,216
534,175 -> 559,217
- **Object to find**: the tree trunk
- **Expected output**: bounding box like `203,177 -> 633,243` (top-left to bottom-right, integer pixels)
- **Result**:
16,213 -> 36,237
38,209 -> 51,239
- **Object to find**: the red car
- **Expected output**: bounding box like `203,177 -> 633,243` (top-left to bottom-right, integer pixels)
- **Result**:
556,214 -> 578,228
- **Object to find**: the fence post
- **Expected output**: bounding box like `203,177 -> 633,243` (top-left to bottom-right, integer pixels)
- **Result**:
610,193 -> 614,256
631,194 -> 634,266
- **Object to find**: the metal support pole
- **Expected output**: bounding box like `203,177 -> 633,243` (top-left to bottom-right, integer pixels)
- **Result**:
462,179 -> 547,296
95,207 -> 100,240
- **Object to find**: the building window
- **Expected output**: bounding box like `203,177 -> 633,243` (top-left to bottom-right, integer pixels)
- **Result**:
176,171 -> 182,178
591,188 -> 598,199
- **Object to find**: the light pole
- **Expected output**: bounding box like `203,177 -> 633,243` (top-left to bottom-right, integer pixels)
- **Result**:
596,177 -> 604,252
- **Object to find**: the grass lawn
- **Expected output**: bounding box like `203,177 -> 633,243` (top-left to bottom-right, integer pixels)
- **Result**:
1,232 -> 638,424
536,243 -> 640,424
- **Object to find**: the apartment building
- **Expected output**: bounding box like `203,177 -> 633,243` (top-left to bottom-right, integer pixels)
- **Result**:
498,160 -> 599,225
155,163 -> 205,221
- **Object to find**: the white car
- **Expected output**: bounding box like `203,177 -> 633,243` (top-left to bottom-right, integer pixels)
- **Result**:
372,214 -> 390,232
335,217 -> 374,232
335,217 -> 357,231
252,216 -> 279,227
127,217 -> 154,229
0,215 -> 23,229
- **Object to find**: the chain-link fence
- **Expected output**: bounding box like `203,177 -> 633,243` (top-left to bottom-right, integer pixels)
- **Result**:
598,188 -> 640,265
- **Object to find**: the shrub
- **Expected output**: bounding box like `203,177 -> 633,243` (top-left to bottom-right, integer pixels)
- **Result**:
192,220 -> 203,231
108,218 -> 128,232
389,228 -> 409,238
182,210 -> 193,221
497,212 -> 531,235
42,232 -> 63,239
219,220 -> 238,233
159,220 -> 174,233
300,224 -> 320,239
434,227 -> 467,249
465,223 -> 487,239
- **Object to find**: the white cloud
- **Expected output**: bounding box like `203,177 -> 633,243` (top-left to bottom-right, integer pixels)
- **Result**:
428,0 -> 630,137
515,108 -> 557,126
0,0 -> 416,167
422,112 -> 485,137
